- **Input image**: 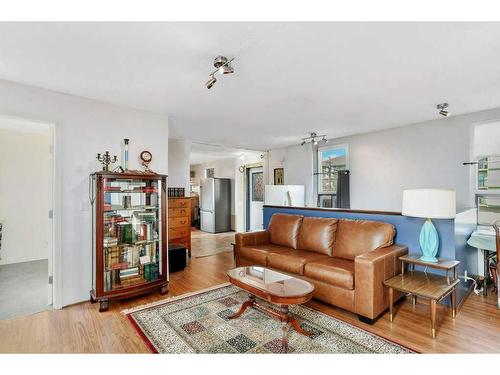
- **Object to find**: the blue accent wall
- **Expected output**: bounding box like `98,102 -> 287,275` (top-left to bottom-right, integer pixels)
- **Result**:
263,206 -> 474,305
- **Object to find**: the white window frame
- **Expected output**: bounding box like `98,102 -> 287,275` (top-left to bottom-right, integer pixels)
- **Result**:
317,143 -> 349,194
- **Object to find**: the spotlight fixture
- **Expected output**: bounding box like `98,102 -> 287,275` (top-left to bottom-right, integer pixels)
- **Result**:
437,103 -> 450,117
300,132 -> 328,146
205,74 -> 217,89
205,55 -> 235,89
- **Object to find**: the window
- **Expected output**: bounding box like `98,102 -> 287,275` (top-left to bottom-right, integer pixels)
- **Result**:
317,144 -> 348,194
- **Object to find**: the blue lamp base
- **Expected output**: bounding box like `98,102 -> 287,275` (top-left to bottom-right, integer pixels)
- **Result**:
419,219 -> 439,263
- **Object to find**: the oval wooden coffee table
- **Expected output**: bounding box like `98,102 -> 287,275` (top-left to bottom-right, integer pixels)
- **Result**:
227,266 -> 315,353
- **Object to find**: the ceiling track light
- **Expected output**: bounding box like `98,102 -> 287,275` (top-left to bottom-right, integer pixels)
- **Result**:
205,55 -> 235,89
437,102 -> 450,117
300,132 -> 328,146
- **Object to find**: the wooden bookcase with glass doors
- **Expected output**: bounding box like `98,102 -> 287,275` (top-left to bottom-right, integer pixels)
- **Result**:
89,171 -> 168,312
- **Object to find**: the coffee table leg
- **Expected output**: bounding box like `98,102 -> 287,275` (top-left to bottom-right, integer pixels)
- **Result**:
227,294 -> 255,319
430,299 -> 437,339
280,305 -> 290,353
281,320 -> 289,353
289,317 -> 312,336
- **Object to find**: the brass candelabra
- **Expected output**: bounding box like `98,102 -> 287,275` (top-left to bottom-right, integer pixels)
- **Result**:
96,151 -> 118,171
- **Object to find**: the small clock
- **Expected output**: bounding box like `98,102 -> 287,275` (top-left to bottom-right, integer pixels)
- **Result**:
140,150 -> 153,172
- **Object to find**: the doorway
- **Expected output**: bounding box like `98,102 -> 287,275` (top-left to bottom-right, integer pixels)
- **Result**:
0,115 -> 54,319
245,164 -> 264,232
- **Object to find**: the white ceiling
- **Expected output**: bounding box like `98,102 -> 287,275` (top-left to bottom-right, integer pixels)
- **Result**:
190,142 -> 261,165
1,22 -> 500,149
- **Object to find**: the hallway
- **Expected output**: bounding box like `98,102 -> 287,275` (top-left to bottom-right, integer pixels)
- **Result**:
190,229 -> 235,258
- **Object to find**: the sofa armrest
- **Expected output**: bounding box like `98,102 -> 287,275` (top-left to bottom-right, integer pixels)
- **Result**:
354,244 -> 408,319
234,231 -> 269,264
235,231 -> 269,247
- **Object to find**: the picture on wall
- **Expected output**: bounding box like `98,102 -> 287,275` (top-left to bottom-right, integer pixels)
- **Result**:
274,168 -> 284,185
252,171 -> 264,201
205,168 -> 215,178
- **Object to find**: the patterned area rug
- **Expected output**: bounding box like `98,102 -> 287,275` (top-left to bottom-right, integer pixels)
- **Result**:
125,284 -> 414,354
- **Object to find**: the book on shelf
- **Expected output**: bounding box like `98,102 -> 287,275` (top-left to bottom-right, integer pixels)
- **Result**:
120,267 -> 139,279
111,262 -> 129,270
144,263 -> 159,281
103,237 -> 118,247
118,222 -> 134,243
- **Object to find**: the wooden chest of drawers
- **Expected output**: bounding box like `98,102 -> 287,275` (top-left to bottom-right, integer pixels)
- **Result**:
168,197 -> 192,257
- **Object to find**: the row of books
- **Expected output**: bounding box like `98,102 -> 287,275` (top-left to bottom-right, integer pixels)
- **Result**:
104,243 -> 158,271
104,222 -> 158,245
103,263 -> 160,291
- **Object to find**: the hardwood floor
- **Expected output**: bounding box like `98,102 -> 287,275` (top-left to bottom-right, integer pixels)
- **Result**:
0,251 -> 499,353
190,229 -> 235,258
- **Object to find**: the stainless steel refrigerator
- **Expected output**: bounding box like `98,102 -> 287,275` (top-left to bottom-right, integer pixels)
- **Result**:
200,178 -> 231,233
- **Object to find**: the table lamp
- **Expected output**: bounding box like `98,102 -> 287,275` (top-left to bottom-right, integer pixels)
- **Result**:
402,189 -> 456,263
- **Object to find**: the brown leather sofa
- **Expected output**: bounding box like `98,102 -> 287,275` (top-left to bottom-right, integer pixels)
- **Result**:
235,213 -> 408,323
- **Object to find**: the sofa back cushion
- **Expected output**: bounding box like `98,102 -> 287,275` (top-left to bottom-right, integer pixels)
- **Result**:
297,217 -> 338,255
332,219 -> 395,260
268,213 -> 304,249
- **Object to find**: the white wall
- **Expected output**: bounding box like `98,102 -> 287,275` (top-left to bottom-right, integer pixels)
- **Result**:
0,79 -> 169,307
267,144 -> 314,206
268,107 -> 500,212
0,127 -> 51,265
168,138 -> 191,196
473,120 -> 500,158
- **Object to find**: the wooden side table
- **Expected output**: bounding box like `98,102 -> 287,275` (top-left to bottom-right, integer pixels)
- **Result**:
383,255 -> 460,338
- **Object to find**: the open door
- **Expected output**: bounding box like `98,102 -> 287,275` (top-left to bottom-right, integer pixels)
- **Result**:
246,166 -> 264,231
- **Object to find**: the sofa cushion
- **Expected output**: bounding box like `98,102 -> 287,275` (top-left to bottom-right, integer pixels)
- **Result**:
239,244 -> 290,266
268,213 -> 304,249
333,219 -> 395,260
267,249 -> 328,275
297,217 -> 338,255
304,257 -> 354,290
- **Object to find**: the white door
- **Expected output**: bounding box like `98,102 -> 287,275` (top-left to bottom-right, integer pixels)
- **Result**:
248,167 -> 264,231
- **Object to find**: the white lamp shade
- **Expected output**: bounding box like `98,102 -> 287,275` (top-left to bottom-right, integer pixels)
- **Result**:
402,189 -> 456,219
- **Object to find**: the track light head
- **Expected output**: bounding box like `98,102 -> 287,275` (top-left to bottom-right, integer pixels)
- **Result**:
219,63 -> 234,74
300,131 -> 327,146
206,75 -> 217,89
213,56 -> 228,69
437,103 -> 450,117
206,56 -> 235,89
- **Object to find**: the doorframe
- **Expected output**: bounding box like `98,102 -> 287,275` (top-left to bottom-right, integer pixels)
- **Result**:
0,114 -> 62,310
242,162 -> 264,232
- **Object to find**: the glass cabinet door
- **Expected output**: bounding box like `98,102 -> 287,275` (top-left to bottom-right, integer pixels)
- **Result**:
101,177 -> 163,291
